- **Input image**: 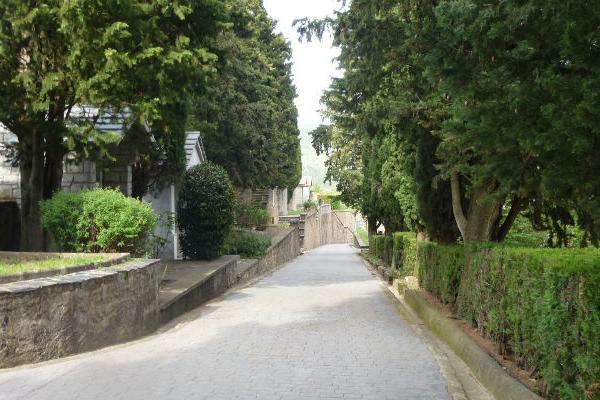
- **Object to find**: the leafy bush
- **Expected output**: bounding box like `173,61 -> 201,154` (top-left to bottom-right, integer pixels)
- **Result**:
178,162 -> 236,260
222,229 -> 272,258
40,188 -> 158,255
303,200 -> 317,211
236,203 -> 271,229
39,191 -> 82,251
418,242 -> 600,399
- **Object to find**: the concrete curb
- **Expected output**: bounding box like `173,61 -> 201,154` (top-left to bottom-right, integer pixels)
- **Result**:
401,287 -> 542,400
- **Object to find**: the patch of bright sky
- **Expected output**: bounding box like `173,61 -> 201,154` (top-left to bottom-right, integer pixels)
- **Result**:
262,0 -> 343,135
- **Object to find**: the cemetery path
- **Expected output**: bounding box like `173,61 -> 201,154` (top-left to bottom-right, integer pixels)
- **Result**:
0,245 -> 449,400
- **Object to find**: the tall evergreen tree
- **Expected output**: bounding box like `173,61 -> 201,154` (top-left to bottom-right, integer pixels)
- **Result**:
192,0 -> 302,191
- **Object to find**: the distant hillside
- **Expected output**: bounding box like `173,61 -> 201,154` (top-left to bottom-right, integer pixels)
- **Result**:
299,125 -> 335,191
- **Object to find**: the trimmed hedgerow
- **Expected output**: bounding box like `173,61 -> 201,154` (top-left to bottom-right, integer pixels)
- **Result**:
417,242 -> 465,305
178,162 -> 236,260
392,232 -> 418,275
370,235 -> 385,260
382,235 -> 394,267
40,188 -> 158,256
418,242 -> 600,399
370,233 -> 419,275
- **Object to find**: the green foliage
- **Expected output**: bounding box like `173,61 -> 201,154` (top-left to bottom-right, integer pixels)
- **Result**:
178,162 -> 236,260
40,188 -> 158,255
221,229 -> 272,258
417,242 -> 465,306
303,200 -> 317,211
235,203 -> 271,230
418,242 -> 600,399
0,0 -> 228,249
370,235 -> 385,261
392,232 -> 418,276
381,235 -> 394,268
39,191 -> 83,252
192,0 -> 301,191
301,0 -> 600,244
503,215 -> 548,248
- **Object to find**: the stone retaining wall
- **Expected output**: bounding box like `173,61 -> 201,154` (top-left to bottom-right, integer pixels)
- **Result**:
0,259 -> 160,368
251,227 -> 300,277
160,256 -> 240,324
301,207 -> 358,251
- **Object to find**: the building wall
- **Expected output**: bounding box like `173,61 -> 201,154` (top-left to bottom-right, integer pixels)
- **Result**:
144,185 -> 177,260
300,206 -> 358,251
0,132 -> 20,203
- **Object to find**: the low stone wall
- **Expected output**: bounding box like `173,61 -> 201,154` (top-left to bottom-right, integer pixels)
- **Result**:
160,256 -> 240,324
0,252 -> 130,284
0,259 -> 160,368
250,227 -> 300,277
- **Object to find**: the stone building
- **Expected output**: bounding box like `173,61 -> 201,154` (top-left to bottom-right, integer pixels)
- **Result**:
288,176 -> 313,211
0,113 -> 135,251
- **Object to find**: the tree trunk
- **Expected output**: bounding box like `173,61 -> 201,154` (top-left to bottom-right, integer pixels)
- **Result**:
19,129 -> 45,251
451,174 -> 502,243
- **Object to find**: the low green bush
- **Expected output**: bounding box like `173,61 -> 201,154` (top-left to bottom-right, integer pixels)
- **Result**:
418,241 -> 600,399
303,200 -> 317,211
236,203 -> 271,229
178,162 -> 236,260
221,229 -> 272,258
40,188 -> 158,255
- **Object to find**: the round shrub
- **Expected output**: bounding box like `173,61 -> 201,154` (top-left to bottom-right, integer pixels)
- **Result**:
178,162 -> 236,260
40,188 -> 158,255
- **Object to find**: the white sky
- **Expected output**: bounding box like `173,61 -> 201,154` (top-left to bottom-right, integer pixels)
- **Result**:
263,0 -> 342,134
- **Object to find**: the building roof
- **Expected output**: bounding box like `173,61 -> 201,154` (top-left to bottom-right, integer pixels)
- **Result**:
0,106 -> 131,143
184,131 -> 207,169
298,176 -> 313,187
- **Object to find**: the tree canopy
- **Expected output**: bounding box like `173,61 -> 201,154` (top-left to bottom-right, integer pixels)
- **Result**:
0,0 -> 229,249
302,0 -> 600,246
191,0 -> 302,191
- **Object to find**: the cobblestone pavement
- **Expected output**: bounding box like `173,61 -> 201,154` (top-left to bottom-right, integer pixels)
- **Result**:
0,245 -> 449,400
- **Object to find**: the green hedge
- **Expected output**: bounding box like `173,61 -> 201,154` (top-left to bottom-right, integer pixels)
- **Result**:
369,233 -> 419,275
370,235 -> 385,260
417,242 -> 464,305
393,232 -> 418,275
418,242 -> 600,399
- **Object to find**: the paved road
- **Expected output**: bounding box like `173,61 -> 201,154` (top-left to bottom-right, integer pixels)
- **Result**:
0,245 -> 449,400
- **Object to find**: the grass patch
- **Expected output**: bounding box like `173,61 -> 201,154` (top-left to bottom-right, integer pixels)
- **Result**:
0,254 -> 108,277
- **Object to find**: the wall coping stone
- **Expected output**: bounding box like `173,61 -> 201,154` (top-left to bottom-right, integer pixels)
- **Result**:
0,259 -> 154,294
